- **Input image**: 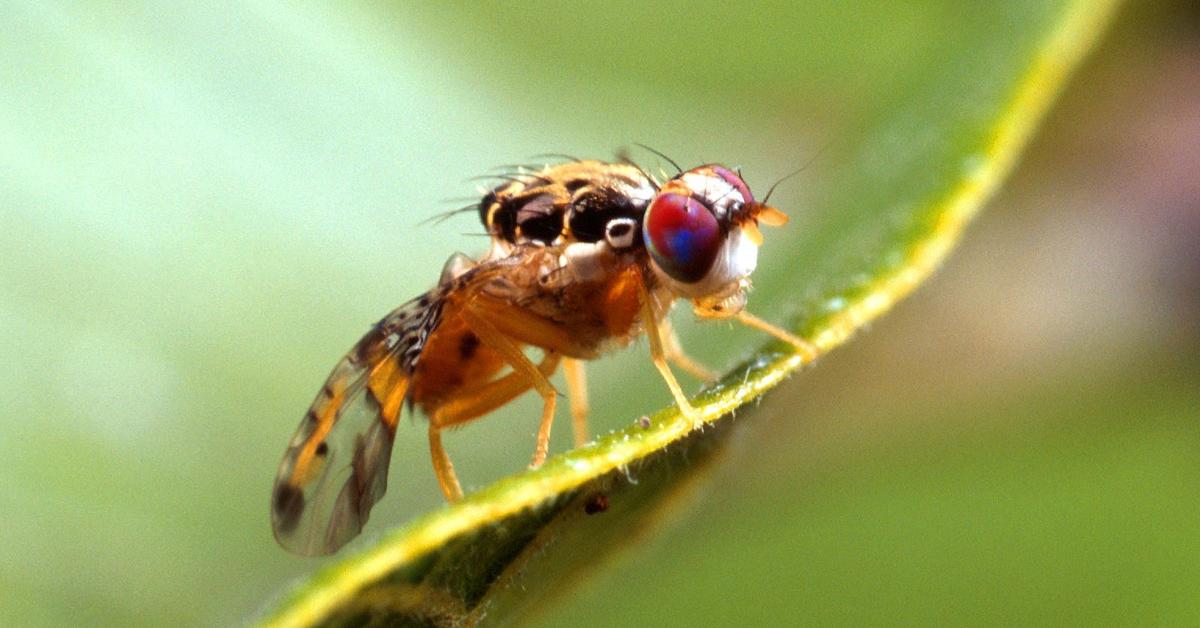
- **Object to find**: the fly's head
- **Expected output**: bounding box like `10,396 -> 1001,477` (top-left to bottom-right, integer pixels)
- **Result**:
642,165 -> 789,319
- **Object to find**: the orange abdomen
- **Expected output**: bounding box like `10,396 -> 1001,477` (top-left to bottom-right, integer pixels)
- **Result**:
408,311 -> 506,410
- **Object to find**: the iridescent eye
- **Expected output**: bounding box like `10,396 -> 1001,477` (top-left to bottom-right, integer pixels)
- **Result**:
643,192 -> 722,283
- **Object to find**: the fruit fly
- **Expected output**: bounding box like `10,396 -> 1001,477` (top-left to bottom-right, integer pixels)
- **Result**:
271,157 -> 814,555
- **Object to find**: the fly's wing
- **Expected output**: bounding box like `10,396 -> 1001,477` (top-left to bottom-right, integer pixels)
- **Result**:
271,246 -> 552,555
271,295 -> 441,556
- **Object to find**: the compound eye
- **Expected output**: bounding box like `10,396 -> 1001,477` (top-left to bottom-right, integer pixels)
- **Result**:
643,192 -> 722,283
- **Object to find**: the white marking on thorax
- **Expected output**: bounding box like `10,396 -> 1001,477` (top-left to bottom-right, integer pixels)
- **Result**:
559,241 -> 612,283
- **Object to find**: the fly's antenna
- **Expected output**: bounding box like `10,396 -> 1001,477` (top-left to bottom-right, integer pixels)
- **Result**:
632,143 -> 683,176
762,141 -> 834,205
760,168 -> 801,206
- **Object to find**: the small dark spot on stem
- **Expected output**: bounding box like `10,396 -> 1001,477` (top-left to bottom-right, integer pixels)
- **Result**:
584,493 -> 609,515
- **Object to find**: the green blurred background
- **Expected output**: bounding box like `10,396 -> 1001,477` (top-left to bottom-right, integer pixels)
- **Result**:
2,2 -> 1197,626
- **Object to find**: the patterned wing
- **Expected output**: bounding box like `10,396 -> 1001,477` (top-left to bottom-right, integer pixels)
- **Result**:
271,294 -> 442,556
271,246 -> 554,555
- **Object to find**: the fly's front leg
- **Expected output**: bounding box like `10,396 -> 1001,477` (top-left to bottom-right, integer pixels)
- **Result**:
734,310 -> 818,364
660,317 -> 717,382
637,276 -> 701,425
460,302 -> 559,469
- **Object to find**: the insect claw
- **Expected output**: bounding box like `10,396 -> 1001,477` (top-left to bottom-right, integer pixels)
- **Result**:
677,399 -> 704,428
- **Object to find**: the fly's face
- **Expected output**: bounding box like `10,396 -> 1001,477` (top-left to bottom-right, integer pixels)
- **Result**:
642,165 -> 789,318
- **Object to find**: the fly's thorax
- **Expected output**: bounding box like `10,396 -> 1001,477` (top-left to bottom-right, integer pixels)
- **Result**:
479,161 -> 655,247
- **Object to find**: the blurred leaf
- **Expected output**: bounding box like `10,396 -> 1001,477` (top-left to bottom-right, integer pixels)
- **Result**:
260,1 -> 1119,626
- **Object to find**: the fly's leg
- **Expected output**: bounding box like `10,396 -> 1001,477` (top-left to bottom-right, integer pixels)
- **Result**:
431,354 -> 560,426
461,303 -> 559,469
734,310 -> 819,364
562,358 -> 589,447
660,317 -> 717,382
427,351 -> 561,501
428,427 -> 462,502
638,277 -> 701,425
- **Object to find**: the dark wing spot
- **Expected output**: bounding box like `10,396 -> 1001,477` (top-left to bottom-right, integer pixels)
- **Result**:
272,483 -> 305,534
315,441 -> 329,457
354,325 -> 386,362
459,332 -> 480,361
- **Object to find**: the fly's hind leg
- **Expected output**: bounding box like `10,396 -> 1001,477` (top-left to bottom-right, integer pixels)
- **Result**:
734,310 -> 819,364
428,351 -> 561,501
427,427 -> 461,502
460,303 -> 559,469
